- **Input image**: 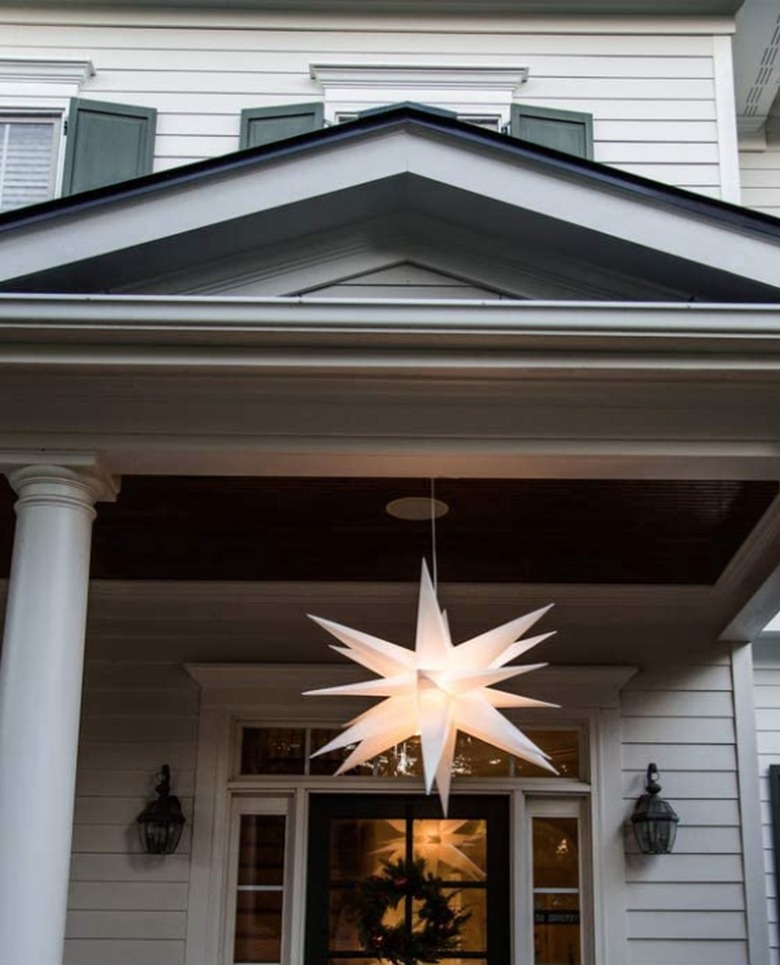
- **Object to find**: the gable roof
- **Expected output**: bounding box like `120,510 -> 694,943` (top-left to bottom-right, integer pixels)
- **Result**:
2,104 -> 780,301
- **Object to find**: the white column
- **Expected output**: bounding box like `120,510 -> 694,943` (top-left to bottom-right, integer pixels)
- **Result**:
0,463 -> 118,965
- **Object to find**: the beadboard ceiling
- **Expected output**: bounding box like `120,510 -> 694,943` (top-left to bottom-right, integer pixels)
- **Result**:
1,476 -> 774,585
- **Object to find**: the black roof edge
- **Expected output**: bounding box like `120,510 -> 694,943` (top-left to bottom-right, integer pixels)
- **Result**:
1,101 -> 779,243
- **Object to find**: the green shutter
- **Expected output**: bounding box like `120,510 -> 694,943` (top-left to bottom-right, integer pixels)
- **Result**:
239,103 -> 324,149
510,104 -> 593,160
62,98 -> 157,195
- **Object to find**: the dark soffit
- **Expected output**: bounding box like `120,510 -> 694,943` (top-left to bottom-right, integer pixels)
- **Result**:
0,476 -> 775,584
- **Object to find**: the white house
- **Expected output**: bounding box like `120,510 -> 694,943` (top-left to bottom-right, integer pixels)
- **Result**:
2,3 -> 780,965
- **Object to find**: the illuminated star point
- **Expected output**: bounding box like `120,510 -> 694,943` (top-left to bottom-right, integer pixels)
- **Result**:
304,560 -> 558,813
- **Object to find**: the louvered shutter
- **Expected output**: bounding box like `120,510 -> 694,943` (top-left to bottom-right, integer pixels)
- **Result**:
239,103 -> 324,149
510,105 -> 594,160
0,118 -> 58,212
62,98 -> 157,196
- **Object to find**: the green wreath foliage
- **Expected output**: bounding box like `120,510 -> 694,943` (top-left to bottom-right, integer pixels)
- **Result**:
348,857 -> 470,965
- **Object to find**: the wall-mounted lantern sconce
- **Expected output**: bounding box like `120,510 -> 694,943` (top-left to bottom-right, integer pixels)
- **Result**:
631,762 -> 679,854
136,764 -> 186,855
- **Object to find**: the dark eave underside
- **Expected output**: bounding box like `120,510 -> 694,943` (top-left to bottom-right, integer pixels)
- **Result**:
0,477 -> 774,584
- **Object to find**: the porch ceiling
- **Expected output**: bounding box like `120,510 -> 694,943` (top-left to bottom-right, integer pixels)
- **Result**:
1,476 -> 775,585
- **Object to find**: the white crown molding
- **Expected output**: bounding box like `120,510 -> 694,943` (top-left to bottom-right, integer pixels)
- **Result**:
310,64 -> 528,92
0,59 -> 94,86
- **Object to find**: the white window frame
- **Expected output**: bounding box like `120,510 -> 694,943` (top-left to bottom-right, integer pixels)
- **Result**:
311,65 -> 528,131
184,664 -> 634,965
522,795 -> 594,965
0,59 -> 94,203
0,113 -> 62,211
224,795 -> 294,965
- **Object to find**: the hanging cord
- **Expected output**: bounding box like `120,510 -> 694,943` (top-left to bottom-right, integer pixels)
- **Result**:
430,478 -> 438,593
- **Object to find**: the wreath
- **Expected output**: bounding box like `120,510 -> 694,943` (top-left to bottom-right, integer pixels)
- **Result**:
348,857 -> 470,965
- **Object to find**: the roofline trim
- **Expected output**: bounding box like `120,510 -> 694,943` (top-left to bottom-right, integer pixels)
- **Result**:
1,104 -> 778,244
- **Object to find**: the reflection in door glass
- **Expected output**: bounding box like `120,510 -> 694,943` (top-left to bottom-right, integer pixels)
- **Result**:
327,812 -> 490,958
532,817 -> 581,964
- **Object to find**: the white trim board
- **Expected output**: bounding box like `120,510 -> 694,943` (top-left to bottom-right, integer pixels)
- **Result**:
186,662 -> 638,710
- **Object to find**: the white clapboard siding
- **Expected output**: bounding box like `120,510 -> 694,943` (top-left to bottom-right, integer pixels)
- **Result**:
0,10 -> 723,196
621,655 -> 748,965
66,660 -> 198,965
303,264 -> 513,300
753,640 -> 780,957
739,145 -> 780,218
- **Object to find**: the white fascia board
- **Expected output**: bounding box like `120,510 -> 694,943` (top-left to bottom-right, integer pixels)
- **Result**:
2,296 -> 780,364
4,125 -> 780,291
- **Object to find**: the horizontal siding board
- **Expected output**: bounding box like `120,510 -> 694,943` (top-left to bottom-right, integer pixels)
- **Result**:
757,731 -> 780,753
621,743 -> 736,771
624,854 -> 743,883
596,142 -> 718,163
74,796 -> 194,826
627,911 -> 746,940
71,824 -> 192,855
77,741 -> 197,771
627,940 -> 747,965
63,938 -> 184,965
621,691 -> 732,717
0,27 -> 718,56
755,708 -> 780,730
668,798 -> 740,826
78,715 -> 198,743
70,853 -> 191,883
595,120 -> 717,141
76,769 -> 195,797
752,685 -> 780,708
66,910 -> 187,940
82,689 -> 198,717
742,188 -> 780,207
625,826 -> 742,855
621,717 -> 735,743
622,770 -> 738,798
68,882 -> 189,912
625,882 -> 745,912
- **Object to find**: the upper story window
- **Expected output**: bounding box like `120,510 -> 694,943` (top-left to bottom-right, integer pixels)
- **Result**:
0,116 -> 59,212
240,64 -> 593,160
0,60 -> 158,210
310,64 -> 528,132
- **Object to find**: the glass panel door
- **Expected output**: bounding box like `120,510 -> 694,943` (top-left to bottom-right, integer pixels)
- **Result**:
305,795 -> 509,965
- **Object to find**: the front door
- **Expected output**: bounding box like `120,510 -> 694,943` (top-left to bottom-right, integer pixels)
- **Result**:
305,794 -> 510,965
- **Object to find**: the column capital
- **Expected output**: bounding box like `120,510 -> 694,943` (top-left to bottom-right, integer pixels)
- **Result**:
1,455 -> 119,510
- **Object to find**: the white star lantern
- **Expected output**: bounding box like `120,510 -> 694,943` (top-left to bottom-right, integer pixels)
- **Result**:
304,561 -> 559,813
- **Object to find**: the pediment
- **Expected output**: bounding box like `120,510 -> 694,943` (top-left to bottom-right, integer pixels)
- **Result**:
1,106 -> 780,302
